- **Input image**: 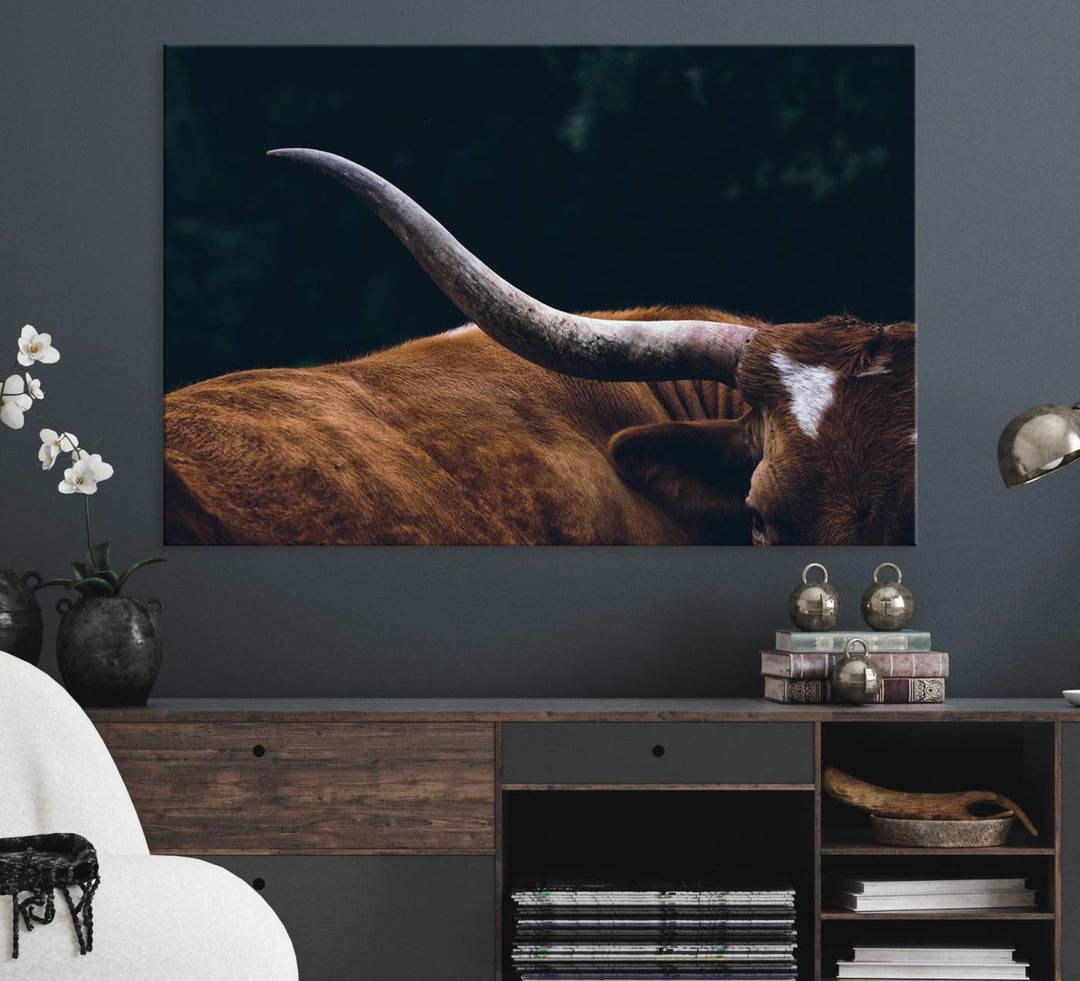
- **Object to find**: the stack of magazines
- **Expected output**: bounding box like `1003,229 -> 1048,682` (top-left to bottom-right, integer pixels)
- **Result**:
510,875 -> 797,980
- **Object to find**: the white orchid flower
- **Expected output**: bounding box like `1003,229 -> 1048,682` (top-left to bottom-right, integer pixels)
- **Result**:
0,374 -> 33,429
38,429 -> 79,470
58,450 -> 114,495
24,373 -> 43,400
17,325 -> 60,367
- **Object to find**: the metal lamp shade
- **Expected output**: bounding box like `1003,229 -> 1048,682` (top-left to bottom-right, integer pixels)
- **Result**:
998,403 -> 1080,487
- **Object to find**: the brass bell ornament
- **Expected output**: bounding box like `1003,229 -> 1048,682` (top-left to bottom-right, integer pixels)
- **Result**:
831,638 -> 884,705
788,563 -> 841,631
861,562 -> 914,631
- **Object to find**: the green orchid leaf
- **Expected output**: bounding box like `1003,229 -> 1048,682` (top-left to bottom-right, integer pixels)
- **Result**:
73,576 -> 117,598
71,562 -> 89,580
97,569 -> 121,590
32,577 -> 77,591
117,557 -> 166,593
87,541 -> 111,575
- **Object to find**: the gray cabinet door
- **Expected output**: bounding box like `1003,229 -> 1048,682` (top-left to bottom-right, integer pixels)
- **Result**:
1063,726 -> 1080,976
502,722 -> 814,785
206,855 -> 494,981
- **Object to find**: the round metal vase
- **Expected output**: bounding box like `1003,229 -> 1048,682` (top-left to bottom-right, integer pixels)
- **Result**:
860,562 -> 914,631
787,563 -> 841,631
830,638 -> 884,705
0,570 -> 45,666
56,596 -> 163,707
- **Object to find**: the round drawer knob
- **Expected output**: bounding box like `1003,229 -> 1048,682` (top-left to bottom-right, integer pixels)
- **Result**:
651,744 -> 666,758
252,744 -> 267,758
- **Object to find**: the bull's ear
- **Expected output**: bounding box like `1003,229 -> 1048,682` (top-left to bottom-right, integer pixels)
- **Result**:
608,418 -> 756,518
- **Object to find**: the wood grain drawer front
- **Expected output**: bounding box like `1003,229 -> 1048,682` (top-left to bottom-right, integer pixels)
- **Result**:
207,855 -> 495,981
95,722 -> 495,854
501,722 -> 814,786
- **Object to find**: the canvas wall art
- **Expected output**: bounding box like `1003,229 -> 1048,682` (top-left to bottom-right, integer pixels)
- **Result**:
164,46 -> 915,545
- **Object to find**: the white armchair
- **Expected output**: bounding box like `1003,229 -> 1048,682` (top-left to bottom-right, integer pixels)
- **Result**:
0,650 -> 298,980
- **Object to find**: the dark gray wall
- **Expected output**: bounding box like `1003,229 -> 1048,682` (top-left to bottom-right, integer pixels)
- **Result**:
4,1 -> 1080,698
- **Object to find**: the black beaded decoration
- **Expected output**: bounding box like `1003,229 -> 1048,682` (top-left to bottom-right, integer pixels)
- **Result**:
0,833 -> 100,959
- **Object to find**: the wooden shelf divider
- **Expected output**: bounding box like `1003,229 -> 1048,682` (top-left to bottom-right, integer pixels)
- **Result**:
820,826 -> 1053,856
821,906 -> 1055,921
500,782 -> 815,792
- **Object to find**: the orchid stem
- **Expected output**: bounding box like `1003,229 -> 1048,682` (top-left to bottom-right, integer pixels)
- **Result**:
84,494 -> 93,556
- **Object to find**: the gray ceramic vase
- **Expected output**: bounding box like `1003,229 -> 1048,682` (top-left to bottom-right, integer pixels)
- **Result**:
0,570 -> 45,666
56,596 -> 163,707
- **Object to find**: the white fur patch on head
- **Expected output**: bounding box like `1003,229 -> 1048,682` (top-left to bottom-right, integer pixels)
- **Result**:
769,350 -> 837,440
438,324 -> 480,338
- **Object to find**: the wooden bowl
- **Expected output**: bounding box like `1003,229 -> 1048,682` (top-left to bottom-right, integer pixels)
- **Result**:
870,813 -> 1016,848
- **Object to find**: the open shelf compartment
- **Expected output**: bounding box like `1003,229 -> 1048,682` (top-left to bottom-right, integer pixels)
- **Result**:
818,720 -> 1058,980
501,789 -> 814,980
820,918 -> 1055,979
820,721 -> 1055,845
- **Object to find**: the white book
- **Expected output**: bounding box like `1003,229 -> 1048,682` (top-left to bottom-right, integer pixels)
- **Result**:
774,629 -> 931,652
834,875 -> 1027,896
826,889 -> 1035,911
853,947 -> 1017,963
838,966 -> 1027,980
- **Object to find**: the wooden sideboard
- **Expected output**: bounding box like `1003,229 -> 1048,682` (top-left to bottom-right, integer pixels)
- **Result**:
89,699 -> 1080,981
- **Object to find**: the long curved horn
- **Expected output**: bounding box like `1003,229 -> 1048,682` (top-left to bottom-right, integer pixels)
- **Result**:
266,148 -> 755,385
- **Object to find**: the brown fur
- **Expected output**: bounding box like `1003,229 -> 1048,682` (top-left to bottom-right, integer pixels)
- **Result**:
164,307 -> 915,545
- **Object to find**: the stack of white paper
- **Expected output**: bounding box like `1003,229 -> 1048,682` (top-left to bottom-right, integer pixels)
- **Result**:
837,945 -> 1028,980
825,875 -> 1036,912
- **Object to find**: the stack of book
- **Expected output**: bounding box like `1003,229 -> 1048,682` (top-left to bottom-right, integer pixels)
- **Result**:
824,874 -> 1036,912
836,945 -> 1029,979
761,630 -> 948,704
510,875 -> 798,980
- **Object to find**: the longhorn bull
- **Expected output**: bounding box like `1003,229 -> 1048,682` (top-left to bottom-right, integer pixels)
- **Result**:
164,149 -> 915,545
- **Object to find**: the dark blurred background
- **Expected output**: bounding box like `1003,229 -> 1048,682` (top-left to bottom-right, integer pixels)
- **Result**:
165,45 -> 913,390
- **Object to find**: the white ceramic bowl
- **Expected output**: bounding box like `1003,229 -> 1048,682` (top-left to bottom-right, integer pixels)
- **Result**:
1063,690 -> 1080,706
